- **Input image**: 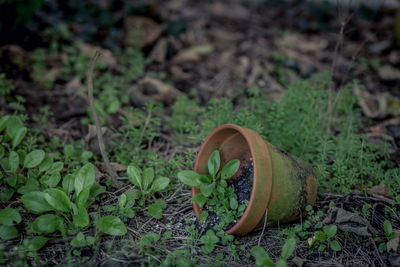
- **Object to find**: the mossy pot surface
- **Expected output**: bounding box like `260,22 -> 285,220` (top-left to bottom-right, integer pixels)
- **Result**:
192,124 -> 318,236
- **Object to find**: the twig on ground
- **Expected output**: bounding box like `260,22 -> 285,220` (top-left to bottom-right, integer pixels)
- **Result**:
258,209 -> 268,247
87,50 -> 121,189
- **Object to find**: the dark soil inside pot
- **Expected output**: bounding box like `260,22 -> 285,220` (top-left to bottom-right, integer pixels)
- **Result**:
198,157 -> 254,232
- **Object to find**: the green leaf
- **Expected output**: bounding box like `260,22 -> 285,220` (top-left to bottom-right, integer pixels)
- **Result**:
127,166 -> 142,188
200,182 -> 214,197
281,238 -> 296,260
20,236 -> 49,252
21,191 -> 54,213
96,216 -> 127,236
191,193 -> 207,207
142,168 -> 154,190
0,145 -> 4,160
74,163 -> 95,196
23,150 -> 45,168
62,174 -> 75,195
72,206 -> 89,228
40,173 -> 61,188
63,144 -> 74,159
200,230 -> 219,254
251,246 -> 274,267
275,259 -> 288,267
0,208 -> 21,226
384,220 -> 393,238
199,175 -> 212,184
70,232 -> 86,248
12,127 -> 27,149
118,194 -> 127,209
9,151 -> 19,173
38,156 -> 53,173
220,159 -> 240,179
314,231 -> 326,242
323,225 -> 337,239
76,188 -> 90,209
150,177 -> 170,192
148,203 -> 163,219
177,170 -> 201,187
44,188 -> 72,212
208,150 -> 220,177
46,161 -> 64,174
330,240 -> 341,251
198,210 -> 209,223
0,115 -> 9,132
230,197 -> 238,210
0,225 -> 19,240
31,214 -> 64,234
90,184 -> 106,198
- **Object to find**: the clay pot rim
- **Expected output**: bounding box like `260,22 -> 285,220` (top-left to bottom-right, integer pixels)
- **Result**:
192,124 -> 273,235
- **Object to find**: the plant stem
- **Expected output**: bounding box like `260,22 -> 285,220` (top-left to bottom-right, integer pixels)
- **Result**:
87,50 -> 120,189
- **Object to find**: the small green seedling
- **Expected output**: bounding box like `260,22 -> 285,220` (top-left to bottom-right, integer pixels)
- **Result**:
126,166 -> 170,219
178,150 -> 245,229
70,232 -> 96,248
378,220 -> 397,253
313,225 -> 341,252
200,230 -> 220,254
251,237 -> 296,267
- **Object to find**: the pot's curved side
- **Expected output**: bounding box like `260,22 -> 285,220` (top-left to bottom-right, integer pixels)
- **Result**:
193,124 -> 273,236
265,144 -> 318,225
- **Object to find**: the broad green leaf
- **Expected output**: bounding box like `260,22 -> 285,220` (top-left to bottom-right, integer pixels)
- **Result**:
20,236 -> 49,252
0,188 -> 14,201
6,173 -> 17,187
44,188 -> 72,212
127,166 -> 142,188
46,161 -> 64,174
220,159 -> 240,179
148,203 -> 163,219
21,191 -> 54,213
150,177 -> 170,192
251,246 -> 274,267
6,115 -> 23,137
76,188 -> 90,209
96,216 -> 127,236
18,183 -> 40,195
314,231 -> 326,242
12,127 -> 27,149
281,238 -> 296,260
191,193 -> 207,207
90,184 -> 106,198
62,174 -> 75,195
74,163 -> 95,196
207,150 -> 220,177
229,197 -> 238,210
0,225 -> 19,240
0,208 -> 21,226
0,115 -> 9,132
200,182 -> 214,197
384,220 -> 393,238
330,240 -> 341,251
177,170 -> 201,187
323,225 -> 337,239
63,144 -> 74,158
199,175 -> 212,184
31,214 -> 64,235
9,151 -> 19,173
23,150 -> 45,168
142,168 -> 154,190
72,206 -> 89,228
38,156 -> 53,173
40,173 -> 61,188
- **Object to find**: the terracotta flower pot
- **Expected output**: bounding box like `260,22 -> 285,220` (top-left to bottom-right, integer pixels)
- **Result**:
192,124 -> 318,236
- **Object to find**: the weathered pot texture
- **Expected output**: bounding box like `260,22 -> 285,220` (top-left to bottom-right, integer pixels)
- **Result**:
192,124 -> 318,236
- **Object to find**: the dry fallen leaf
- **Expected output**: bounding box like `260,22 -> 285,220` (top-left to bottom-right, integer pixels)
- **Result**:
367,184 -> 395,199
124,16 -> 162,49
137,77 -> 182,105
